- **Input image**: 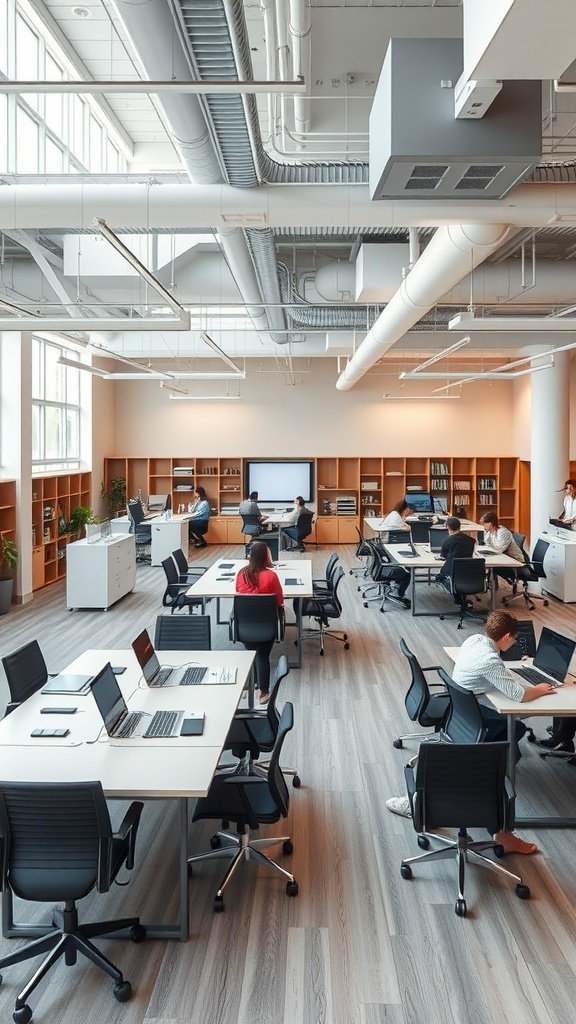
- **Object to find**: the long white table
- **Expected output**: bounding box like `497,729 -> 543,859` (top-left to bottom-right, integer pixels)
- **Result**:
0,647 -> 255,941
186,558 -> 313,668
384,542 -> 521,617
444,645 -> 576,828
365,516 -> 483,536
112,513 -> 191,566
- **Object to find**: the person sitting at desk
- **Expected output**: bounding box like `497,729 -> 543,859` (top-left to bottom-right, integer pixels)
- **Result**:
281,496 -> 312,550
239,491 -> 268,530
479,511 -> 523,586
435,516 -> 475,603
235,541 -> 284,705
387,611 -> 556,855
188,486 -> 210,548
380,499 -> 412,536
559,479 -> 576,528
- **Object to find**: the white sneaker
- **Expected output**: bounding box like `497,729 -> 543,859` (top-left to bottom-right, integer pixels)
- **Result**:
386,795 -> 412,818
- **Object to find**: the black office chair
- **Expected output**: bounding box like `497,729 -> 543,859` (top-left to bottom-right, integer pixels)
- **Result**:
0,781 -> 145,1022
171,548 -> 207,582
501,537 -> 550,611
349,526 -> 371,577
312,552 -> 339,595
439,557 -> 487,628
292,511 -> 314,553
154,613 -> 211,650
188,703 -> 298,912
1,640 -> 51,717
400,743 -> 529,917
128,499 -> 151,564
229,594 -> 285,645
362,544 -> 408,611
392,639 -> 450,750
225,655 -> 300,786
161,557 -> 204,614
296,565 -> 349,655
437,670 -> 488,744
240,513 -> 262,557
499,619 -> 537,662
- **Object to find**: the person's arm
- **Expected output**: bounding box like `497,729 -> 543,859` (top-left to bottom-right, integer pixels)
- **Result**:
521,682 -> 557,702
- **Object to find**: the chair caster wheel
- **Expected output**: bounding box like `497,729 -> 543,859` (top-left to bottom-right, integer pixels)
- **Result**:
292,775 -> 301,788
417,835 -> 430,850
319,650 -> 324,656
400,864 -> 412,880
286,880 -> 298,897
343,633 -> 348,640
13,1007 -> 33,1024
114,980 -> 132,1003
439,615 -> 445,621
210,835 -> 222,849
344,643 -> 350,650
493,844 -> 505,858
455,899 -> 467,917
543,600 -> 549,607
283,840 -> 293,855
363,602 -> 368,608
214,896 -> 224,913
516,883 -> 530,900
393,739 -> 403,749
130,924 -> 146,943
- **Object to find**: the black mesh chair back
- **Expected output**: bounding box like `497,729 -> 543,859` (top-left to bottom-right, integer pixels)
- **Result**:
302,565 -> 345,624
451,557 -> 487,597
172,548 -> 207,581
314,552 -> 339,593
154,613 -> 211,650
1,639 -> 48,715
241,513 -> 261,538
296,511 -> 314,544
437,669 -> 487,744
531,538 -> 549,577
399,638 -> 450,729
229,594 -> 284,644
354,526 -> 371,558
161,557 -> 203,613
502,538 -> 549,611
0,780 -> 143,1019
407,741 -> 511,833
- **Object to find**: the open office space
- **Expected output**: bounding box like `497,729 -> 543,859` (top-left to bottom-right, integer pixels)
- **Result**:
4,2 -> 576,1023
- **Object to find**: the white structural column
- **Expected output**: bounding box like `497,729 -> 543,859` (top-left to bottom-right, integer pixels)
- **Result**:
530,351 -> 570,543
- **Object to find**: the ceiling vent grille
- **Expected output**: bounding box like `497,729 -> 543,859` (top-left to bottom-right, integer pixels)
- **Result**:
405,165 -> 449,190
454,164 -> 504,190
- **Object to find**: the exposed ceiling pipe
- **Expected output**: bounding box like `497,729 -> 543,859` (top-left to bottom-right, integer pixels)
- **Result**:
289,0 -> 312,136
336,224 -> 510,391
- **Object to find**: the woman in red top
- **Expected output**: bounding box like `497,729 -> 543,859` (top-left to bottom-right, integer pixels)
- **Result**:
235,540 -> 284,704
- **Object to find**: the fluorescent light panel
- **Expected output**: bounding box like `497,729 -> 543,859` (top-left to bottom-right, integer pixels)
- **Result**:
449,313 -> 576,332
383,394 -> 460,401
57,356 -> 108,376
406,336 -> 471,375
169,394 -> 241,401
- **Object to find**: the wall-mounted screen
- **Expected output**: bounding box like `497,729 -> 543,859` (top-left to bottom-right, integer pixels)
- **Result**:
245,461 -> 314,504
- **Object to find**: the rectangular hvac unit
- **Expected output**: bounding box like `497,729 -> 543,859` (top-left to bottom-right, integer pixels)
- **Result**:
369,39 -> 542,201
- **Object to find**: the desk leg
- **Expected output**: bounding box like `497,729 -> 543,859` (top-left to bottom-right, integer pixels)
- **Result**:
507,714 -> 576,830
490,569 -> 497,611
411,569 -> 416,616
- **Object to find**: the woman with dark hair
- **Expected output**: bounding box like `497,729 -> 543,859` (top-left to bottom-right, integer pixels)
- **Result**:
188,486 -> 210,548
235,540 -> 284,704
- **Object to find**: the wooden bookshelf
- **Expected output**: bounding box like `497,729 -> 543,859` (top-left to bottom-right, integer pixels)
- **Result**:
32,472 -> 92,590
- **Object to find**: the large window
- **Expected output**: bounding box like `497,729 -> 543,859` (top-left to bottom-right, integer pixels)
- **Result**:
32,336 -> 81,471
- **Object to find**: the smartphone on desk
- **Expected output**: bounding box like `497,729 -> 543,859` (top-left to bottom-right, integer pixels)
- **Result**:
31,728 -> 70,738
40,707 -> 77,714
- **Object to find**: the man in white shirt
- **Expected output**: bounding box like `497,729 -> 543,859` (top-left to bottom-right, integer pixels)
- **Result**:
479,511 -> 523,586
559,480 -> 576,528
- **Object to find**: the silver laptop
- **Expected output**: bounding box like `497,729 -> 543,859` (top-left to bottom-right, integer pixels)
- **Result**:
132,629 -> 209,687
396,531 -> 420,558
90,662 -> 185,738
511,627 -> 576,688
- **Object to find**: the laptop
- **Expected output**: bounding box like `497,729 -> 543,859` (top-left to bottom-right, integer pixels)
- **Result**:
511,627 -> 576,688
90,662 -> 185,738
429,528 -> 449,554
396,532 -> 420,558
41,673 -> 93,696
132,629 -> 209,687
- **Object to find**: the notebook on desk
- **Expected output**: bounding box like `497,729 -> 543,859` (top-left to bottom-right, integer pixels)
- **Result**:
511,627 -> 576,688
91,663 -> 185,738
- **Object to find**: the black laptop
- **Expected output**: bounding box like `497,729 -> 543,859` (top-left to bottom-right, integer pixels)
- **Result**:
511,627 -> 576,688
90,662 -> 185,738
132,629 -> 208,687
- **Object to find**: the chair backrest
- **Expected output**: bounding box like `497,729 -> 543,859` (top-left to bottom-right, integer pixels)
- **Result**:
266,702 -> 294,819
531,538 -> 549,578
354,526 -> 370,557
387,529 -> 408,544
1,640 -> 48,711
127,499 -> 145,528
499,619 -> 537,660
408,742 -> 511,833
172,549 -> 189,575
154,614 -> 211,650
399,638 -> 434,723
161,556 -> 179,586
296,511 -> 314,541
322,552 -> 339,587
230,594 -> 283,644
0,780 -> 113,902
512,531 -> 526,551
325,565 -> 345,616
265,654 -> 290,735
450,557 -> 487,595
241,513 -> 261,536
437,669 -> 487,744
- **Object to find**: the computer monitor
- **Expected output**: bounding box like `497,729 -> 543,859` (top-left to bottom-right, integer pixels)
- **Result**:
404,492 -> 434,513
148,494 -> 169,512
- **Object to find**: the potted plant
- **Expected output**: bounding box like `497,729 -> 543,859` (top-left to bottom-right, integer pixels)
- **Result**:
0,535 -> 18,615
101,477 -> 126,518
68,505 -> 97,538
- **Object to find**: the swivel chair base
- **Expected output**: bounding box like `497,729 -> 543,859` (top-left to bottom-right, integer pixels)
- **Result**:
296,620 -> 349,656
501,581 -> 549,611
188,828 -> 298,911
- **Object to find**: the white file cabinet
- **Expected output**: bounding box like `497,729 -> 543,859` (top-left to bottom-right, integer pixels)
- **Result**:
66,535 -> 136,610
539,532 -> 576,603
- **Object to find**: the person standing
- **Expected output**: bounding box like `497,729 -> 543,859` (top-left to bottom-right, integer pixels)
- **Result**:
235,541 -> 284,704
559,480 -> 576,528
188,486 -> 210,547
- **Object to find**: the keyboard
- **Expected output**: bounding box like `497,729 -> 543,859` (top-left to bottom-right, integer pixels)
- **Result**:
150,666 -> 173,687
180,666 -> 208,685
476,548 -> 495,556
143,709 -> 181,738
512,666 -> 561,687
115,711 -> 144,738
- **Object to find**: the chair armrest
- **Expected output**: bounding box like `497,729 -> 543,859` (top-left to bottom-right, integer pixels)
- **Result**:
115,800 -> 144,870
277,606 -> 285,641
228,610 -> 236,643
421,664 -> 442,673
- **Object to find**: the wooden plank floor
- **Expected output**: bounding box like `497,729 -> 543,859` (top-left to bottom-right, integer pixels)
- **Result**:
0,544 -> 576,1024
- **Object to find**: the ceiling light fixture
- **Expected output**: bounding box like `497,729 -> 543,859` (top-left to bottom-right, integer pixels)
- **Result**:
402,336 -> 471,376
449,312 -> 576,332
383,393 -> 460,401
199,331 -> 246,377
169,394 -> 241,401
57,356 -> 109,377
432,359 -> 554,393
160,381 -> 189,396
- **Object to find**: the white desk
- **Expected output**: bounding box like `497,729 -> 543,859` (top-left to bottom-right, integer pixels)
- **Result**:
444,645 -> 576,828
112,513 -> 191,566
365,516 -> 483,536
384,543 -> 520,617
0,647 -> 254,942
186,558 -> 313,668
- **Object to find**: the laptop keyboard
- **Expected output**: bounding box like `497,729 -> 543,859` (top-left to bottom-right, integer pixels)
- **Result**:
180,666 -> 208,685
150,666 -> 173,687
115,711 -> 144,737
143,709 -> 180,738
513,666 -> 560,687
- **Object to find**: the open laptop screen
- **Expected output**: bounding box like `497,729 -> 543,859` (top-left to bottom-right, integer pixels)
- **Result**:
534,627 -> 576,683
132,629 -> 160,684
90,663 -> 127,734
